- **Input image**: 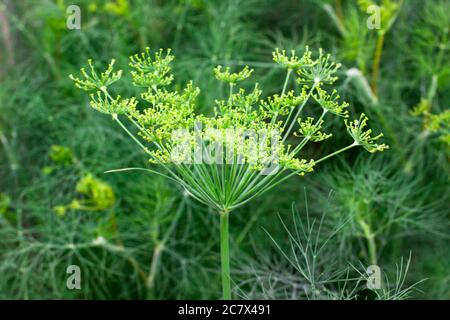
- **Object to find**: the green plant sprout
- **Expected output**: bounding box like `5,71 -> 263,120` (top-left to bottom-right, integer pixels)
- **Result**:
70,46 -> 388,299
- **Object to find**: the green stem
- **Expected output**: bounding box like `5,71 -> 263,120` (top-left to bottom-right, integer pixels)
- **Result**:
427,74 -> 438,102
371,33 -> 385,96
315,142 -> 358,164
146,243 -> 163,299
0,132 -> 19,172
359,221 -> 378,266
113,115 -> 149,154
282,83 -> 316,142
281,69 -> 292,96
220,210 -> 231,300
146,199 -> 185,299
367,234 -> 378,266
229,83 -> 234,103
271,69 -> 292,126
290,109 -> 327,156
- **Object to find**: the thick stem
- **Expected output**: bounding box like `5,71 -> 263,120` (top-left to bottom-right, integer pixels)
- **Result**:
146,243 -> 163,298
427,74 -> 438,102
371,33 -> 385,96
220,210 -> 231,300
359,219 -> 378,266
366,234 -> 378,266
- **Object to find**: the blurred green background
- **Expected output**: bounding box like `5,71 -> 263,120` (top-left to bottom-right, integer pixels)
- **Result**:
0,0 -> 448,299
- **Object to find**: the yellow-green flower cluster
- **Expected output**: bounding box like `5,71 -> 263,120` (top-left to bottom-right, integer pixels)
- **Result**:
261,90 -> 307,116
0,193 -> 11,217
134,82 -> 200,143
70,46 -> 388,211
88,0 -> 130,16
279,158 -> 316,175
345,113 -> 389,152
75,174 -> 116,210
53,174 -> 116,216
69,59 -> 122,91
272,47 -> 314,71
313,86 -> 349,117
129,47 -> 174,87
296,118 -> 332,142
298,48 -> 341,84
214,65 -> 253,84
411,98 -> 450,152
215,85 -> 262,115
49,145 -> 74,166
90,91 -> 138,115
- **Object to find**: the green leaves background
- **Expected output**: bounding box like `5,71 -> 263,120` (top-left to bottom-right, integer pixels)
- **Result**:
0,0 -> 448,299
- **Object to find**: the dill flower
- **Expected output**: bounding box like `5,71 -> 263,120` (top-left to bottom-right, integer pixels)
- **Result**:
71,46 -> 388,299
90,91 -> 138,115
129,47 -> 174,87
296,48 -> 341,84
272,47 -> 314,71
261,90 -> 306,116
214,65 -> 253,84
49,145 -> 74,166
53,174 -> 116,216
69,59 -> 122,91
313,86 -> 349,117
345,113 -> 389,152
296,118 -> 332,142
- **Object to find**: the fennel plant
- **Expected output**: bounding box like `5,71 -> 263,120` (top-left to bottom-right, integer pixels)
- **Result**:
70,46 -> 388,299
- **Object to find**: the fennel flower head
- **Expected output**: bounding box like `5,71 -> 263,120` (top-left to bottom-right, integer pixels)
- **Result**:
70,46 -> 388,212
